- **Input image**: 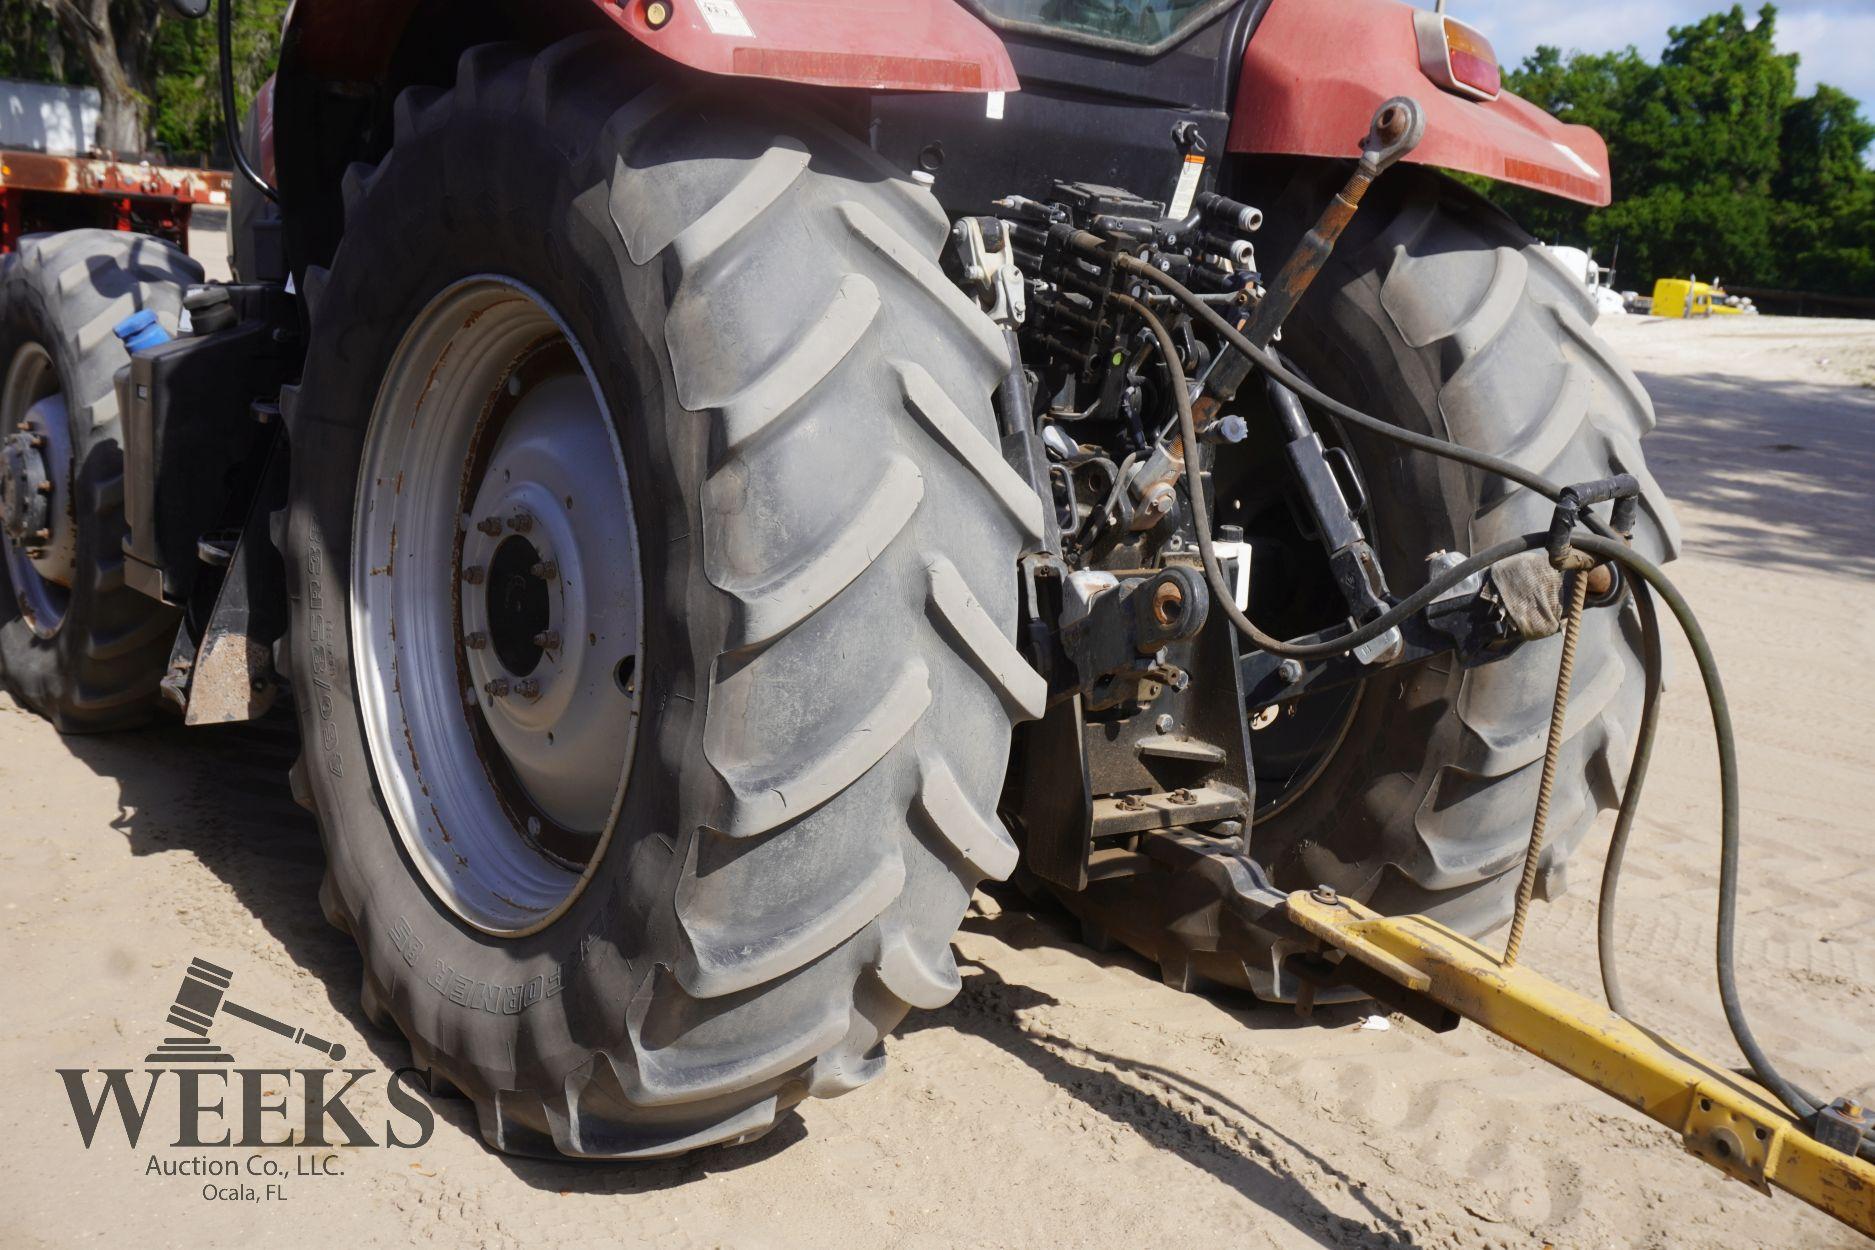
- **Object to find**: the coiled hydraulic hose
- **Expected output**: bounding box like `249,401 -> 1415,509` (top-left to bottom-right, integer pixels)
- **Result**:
1110,266 -> 1868,1157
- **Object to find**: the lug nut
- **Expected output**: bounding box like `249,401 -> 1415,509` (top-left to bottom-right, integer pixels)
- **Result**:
475,516 -> 503,537
515,677 -> 541,700
484,677 -> 510,698
462,564 -> 485,585
35,481 -> 51,495
532,630 -> 560,650
529,560 -> 557,581
465,631 -> 488,651
507,512 -> 533,535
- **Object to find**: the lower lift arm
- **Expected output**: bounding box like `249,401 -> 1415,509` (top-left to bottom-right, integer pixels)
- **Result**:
1285,889 -> 1875,1234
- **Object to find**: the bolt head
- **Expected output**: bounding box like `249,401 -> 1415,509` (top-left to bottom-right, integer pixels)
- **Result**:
1278,658 -> 1304,685
475,516 -> 504,537
34,480 -> 51,495
1310,884 -> 1341,906
465,631 -> 488,650
484,677 -> 510,698
462,565 -> 485,585
529,560 -> 558,581
1154,714 -> 1174,735
515,677 -> 541,700
532,630 -> 560,650
507,512 -> 533,535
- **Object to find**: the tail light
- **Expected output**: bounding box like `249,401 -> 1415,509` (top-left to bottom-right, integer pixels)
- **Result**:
1412,11 -> 1502,102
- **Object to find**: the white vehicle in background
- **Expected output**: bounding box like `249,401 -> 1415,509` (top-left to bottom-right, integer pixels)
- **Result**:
1544,243 -> 1634,317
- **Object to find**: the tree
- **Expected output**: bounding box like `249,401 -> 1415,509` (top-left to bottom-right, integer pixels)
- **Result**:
34,0 -> 161,156
1486,3 -> 1875,297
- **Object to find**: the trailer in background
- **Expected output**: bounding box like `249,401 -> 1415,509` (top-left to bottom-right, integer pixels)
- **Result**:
1,76 -> 231,256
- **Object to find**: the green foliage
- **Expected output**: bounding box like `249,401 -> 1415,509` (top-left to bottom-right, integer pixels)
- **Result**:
148,0 -> 287,160
1,0 -> 284,162
1486,4 -> 1875,298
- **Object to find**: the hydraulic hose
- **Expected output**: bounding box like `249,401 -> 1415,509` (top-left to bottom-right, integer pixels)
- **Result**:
1108,270 -> 1865,1154
219,0 -> 278,203
1598,580 -> 1663,1018
1114,293 -> 1543,660
1097,244 -> 1623,542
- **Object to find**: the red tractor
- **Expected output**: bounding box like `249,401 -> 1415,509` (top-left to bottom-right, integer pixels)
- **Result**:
2,0 -> 1673,1163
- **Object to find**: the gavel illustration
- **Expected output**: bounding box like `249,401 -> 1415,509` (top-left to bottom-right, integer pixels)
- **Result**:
163,957 -> 347,1061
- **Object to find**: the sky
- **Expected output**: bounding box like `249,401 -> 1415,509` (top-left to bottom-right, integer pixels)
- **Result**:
1470,0 -> 1875,111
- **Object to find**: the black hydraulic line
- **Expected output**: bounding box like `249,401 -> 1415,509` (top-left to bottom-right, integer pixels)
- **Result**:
219,0 -> 278,203
1114,292 -> 1542,659
1111,281 -> 1866,1157
1096,242 -> 1621,543
1565,533 -> 1859,1149
1598,580 -> 1663,1018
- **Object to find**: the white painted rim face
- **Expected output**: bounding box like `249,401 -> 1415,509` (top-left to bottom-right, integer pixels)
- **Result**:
351,277 -> 644,936
1,342 -> 76,638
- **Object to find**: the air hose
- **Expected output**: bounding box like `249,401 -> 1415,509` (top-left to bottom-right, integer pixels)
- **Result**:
1109,271 -> 1870,1160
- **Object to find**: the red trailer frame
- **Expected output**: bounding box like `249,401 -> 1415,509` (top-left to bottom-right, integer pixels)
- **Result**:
0,149 -> 233,255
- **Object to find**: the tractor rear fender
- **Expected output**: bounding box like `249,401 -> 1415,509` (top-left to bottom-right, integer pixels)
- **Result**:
280,0 -> 1017,93
1231,0 -> 1611,207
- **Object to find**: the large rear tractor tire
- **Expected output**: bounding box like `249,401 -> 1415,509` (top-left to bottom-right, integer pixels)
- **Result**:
0,230 -> 199,731
279,37 -> 1045,1159
1246,165 -> 1679,936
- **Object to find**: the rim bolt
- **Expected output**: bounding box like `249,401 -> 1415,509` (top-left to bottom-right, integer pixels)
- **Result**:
532,630 -> 560,650
465,631 -> 488,650
484,677 -> 510,698
507,512 -> 534,535
529,560 -> 557,581
31,528 -> 49,541
475,516 -> 503,537
462,564 -> 485,585
515,677 -> 541,700
29,435 -> 47,449
35,481 -> 51,495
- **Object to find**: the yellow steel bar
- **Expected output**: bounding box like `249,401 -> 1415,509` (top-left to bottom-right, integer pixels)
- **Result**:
1286,890 -> 1875,1234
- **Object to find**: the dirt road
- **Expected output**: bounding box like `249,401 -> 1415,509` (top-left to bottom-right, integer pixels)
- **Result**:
3,294 -> 1871,1247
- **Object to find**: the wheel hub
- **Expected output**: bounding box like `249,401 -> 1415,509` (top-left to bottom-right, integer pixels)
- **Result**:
1,343 -> 77,636
0,427 -> 53,553
350,278 -> 643,936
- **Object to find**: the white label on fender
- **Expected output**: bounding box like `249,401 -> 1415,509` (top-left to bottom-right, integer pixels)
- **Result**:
697,0 -> 754,37
1552,140 -> 1601,180
986,90 -> 1006,120
1169,153 -> 1205,220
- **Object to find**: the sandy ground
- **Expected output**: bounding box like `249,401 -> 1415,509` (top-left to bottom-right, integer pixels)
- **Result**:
2,228 -> 1872,1249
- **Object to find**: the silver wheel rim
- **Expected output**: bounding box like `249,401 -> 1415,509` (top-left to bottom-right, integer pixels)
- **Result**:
352,277 -> 643,935
1,342 -> 76,637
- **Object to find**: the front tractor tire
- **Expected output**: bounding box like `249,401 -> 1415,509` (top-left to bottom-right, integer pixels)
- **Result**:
0,231 -> 200,731
281,38 -> 1045,1159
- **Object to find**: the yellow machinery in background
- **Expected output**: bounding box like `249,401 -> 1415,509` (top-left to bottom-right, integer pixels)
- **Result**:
1653,275 -> 1756,318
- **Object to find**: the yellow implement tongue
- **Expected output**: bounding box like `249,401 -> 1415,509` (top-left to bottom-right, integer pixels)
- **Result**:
1284,889 -> 1875,1237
